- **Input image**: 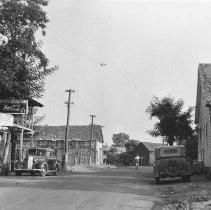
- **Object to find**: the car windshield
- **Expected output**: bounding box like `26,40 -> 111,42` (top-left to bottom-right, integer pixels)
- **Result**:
27,149 -> 46,156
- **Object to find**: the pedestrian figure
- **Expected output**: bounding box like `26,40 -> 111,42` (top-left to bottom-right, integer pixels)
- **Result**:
135,155 -> 140,170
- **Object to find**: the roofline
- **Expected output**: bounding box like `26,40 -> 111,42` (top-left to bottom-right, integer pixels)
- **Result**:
28,98 -> 43,107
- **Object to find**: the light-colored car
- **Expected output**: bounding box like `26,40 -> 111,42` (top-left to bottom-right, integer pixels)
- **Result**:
14,148 -> 59,177
153,145 -> 192,184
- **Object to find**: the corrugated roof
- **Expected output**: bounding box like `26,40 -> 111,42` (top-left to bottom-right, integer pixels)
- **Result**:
33,125 -> 104,143
141,142 -> 165,152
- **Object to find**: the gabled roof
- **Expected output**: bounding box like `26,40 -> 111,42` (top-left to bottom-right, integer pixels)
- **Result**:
141,142 -> 165,152
195,64 -> 211,124
33,125 -> 104,143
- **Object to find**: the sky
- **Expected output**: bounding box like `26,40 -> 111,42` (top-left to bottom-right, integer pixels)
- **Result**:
37,0 -> 211,145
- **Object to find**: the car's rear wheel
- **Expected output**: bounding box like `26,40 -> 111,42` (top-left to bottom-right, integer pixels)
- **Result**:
40,165 -> 47,177
15,171 -> 22,176
155,177 -> 160,184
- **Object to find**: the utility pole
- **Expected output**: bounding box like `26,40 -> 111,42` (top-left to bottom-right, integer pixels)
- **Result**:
89,115 -> 96,165
63,89 -> 75,169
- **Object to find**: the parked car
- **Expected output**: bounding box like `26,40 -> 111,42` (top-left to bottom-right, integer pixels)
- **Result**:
14,148 -> 59,177
153,145 -> 192,184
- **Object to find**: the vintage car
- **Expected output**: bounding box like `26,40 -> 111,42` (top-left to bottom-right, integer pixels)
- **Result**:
14,148 -> 59,177
153,145 -> 192,184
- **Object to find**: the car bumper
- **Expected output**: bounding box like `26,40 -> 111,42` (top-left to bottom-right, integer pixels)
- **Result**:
157,170 -> 192,178
14,168 -> 43,173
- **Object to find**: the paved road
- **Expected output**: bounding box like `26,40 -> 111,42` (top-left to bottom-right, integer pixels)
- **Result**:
0,166 -> 161,210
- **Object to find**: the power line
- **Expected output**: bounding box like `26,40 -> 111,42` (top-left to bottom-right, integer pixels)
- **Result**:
46,34 -> 164,88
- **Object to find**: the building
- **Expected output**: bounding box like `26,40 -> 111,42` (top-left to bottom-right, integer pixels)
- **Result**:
195,64 -> 211,167
25,125 -> 104,165
0,99 -> 43,171
137,142 -> 165,165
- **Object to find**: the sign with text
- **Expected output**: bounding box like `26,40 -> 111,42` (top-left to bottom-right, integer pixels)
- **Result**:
0,113 -> 14,126
0,100 -> 28,114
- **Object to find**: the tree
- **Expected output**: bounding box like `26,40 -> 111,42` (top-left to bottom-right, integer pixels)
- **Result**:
146,96 -> 194,146
124,140 -> 139,165
185,134 -> 198,162
104,147 -> 117,165
0,0 -> 57,99
0,0 -> 56,173
112,133 -> 129,147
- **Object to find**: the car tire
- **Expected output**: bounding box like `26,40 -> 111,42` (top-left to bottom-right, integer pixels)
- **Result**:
166,160 -> 180,177
15,171 -> 22,176
40,165 -> 47,177
155,177 -> 160,184
53,165 -> 59,176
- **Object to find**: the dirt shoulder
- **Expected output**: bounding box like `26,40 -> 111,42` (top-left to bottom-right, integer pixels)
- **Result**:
157,175 -> 211,209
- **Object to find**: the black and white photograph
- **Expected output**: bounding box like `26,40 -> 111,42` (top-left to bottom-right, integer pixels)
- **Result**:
0,0 -> 211,209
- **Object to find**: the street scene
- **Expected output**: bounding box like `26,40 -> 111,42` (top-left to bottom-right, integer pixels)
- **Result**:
1,166 -> 211,210
1,0 -> 211,210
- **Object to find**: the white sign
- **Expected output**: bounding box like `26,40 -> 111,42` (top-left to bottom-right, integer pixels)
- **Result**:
0,113 -> 14,126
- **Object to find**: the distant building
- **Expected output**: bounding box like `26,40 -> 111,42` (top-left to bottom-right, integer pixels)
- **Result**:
23,125 -> 104,165
195,64 -> 211,167
137,142 -> 165,166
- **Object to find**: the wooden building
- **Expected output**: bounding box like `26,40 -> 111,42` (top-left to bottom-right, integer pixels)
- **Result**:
23,125 -> 104,166
0,99 -> 43,171
137,142 -> 165,166
195,64 -> 211,167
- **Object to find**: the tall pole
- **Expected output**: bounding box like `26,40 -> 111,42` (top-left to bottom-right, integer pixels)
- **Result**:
89,115 -> 96,165
64,89 -> 75,169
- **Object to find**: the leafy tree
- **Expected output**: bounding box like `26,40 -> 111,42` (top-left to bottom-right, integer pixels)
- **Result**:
119,152 -> 133,166
0,0 -> 57,99
0,0 -> 56,173
146,96 -> 194,146
112,133 -> 129,147
185,134 -> 198,162
104,147 -> 117,165
125,140 -> 139,164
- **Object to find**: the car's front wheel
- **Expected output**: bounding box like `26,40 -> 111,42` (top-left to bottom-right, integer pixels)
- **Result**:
40,165 -> 47,177
53,165 -> 59,176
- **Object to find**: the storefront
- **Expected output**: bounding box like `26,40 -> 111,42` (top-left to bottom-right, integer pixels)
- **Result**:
0,99 -> 43,172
